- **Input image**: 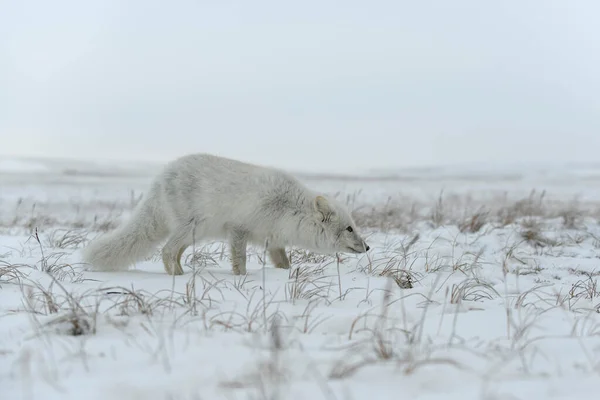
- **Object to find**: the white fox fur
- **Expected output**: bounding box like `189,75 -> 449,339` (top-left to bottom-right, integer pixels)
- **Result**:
82,153 -> 370,275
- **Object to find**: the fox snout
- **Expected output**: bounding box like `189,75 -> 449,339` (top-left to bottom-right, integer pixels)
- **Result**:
349,240 -> 370,253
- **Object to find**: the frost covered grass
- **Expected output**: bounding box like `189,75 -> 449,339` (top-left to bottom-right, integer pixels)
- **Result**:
2,165 -> 600,399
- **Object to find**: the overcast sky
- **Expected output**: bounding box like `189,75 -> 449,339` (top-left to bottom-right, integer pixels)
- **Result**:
1,0 -> 599,173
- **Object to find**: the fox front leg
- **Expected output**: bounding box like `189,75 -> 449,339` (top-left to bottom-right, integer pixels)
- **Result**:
230,230 -> 248,275
268,248 -> 290,269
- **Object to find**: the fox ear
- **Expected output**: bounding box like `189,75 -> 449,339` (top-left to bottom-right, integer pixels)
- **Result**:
315,196 -> 330,214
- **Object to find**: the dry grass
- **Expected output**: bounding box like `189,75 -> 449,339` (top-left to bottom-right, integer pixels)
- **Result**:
285,264 -> 333,304
45,228 -> 89,249
352,189 -> 597,233
458,207 -> 489,233
0,260 -> 28,285
449,278 -> 499,304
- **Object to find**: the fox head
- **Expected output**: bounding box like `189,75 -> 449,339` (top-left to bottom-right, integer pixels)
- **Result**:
309,195 -> 370,254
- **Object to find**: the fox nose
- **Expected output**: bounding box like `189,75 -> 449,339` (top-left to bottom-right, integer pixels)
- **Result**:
365,244 -> 370,251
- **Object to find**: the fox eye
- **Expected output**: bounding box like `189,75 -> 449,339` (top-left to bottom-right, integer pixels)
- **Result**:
346,226 -> 353,233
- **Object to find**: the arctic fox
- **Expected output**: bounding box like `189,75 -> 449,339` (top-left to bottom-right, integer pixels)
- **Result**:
82,153 -> 370,276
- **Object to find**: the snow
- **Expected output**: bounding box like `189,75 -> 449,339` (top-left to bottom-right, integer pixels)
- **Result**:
1,159 -> 600,400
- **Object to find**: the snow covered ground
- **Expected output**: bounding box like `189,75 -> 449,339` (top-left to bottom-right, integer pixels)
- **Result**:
1,157 -> 600,400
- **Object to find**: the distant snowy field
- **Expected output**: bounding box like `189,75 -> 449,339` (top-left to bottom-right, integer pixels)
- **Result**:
1,156 -> 600,400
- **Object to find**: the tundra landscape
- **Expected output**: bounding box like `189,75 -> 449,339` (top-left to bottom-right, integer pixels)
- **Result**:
1,157 -> 600,400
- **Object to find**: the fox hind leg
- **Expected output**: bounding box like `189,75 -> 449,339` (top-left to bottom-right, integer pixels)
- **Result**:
162,244 -> 190,275
268,248 -> 290,269
162,219 -> 199,275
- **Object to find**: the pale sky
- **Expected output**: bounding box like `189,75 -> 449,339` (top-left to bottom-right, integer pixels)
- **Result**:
1,0 -> 599,173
